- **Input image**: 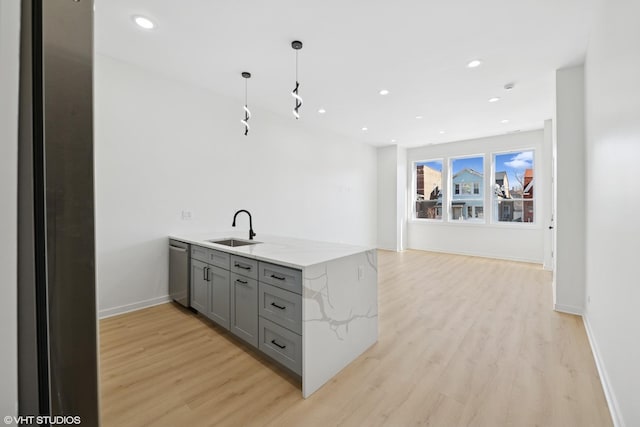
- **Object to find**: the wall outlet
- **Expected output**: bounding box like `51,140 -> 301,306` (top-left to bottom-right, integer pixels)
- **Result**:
357,265 -> 364,281
181,210 -> 192,220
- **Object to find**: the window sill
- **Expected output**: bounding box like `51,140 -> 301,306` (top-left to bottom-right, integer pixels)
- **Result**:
409,219 -> 542,230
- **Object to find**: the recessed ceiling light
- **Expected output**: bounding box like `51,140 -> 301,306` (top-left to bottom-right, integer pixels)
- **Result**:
488,97 -> 500,103
391,139 -> 397,143
362,127 -> 368,131
379,89 -> 390,96
415,115 -> 423,120
133,15 -> 155,29
439,130 -> 446,134
501,119 -> 509,123
318,108 -> 326,114
467,59 -> 482,68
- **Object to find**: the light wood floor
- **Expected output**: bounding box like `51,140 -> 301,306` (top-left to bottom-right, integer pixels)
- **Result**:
100,250 -> 612,427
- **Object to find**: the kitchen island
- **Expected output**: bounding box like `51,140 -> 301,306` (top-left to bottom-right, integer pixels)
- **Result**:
169,232 -> 378,398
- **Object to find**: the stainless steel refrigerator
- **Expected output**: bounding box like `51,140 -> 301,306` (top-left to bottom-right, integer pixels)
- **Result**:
18,0 -> 99,425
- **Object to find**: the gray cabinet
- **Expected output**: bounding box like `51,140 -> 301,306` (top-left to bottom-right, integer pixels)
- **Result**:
230,273 -> 258,347
258,262 -> 302,295
230,255 -> 258,280
190,255 -> 230,330
257,261 -> 303,375
191,246 -> 210,264
189,245 -> 303,376
191,259 -> 208,314
206,266 -> 230,329
259,317 -> 302,375
259,282 -> 302,334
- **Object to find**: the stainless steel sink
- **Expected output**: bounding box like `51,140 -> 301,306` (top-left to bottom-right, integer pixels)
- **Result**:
206,238 -> 260,247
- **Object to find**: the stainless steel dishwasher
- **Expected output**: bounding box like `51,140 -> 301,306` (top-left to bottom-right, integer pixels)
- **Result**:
169,239 -> 190,307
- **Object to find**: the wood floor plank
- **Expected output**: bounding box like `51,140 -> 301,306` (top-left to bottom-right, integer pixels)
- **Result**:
100,250 -> 612,426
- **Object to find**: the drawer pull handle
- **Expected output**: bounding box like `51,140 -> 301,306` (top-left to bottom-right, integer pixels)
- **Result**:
270,274 -> 286,281
271,339 -> 286,349
271,302 -> 286,310
236,279 -> 248,285
234,263 -> 251,270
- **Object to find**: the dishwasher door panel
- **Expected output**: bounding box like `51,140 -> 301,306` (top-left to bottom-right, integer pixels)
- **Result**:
169,240 -> 190,307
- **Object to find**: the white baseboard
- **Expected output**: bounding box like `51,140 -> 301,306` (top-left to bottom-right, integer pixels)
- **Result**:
376,244 -> 400,252
583,315 -> 625,427
406,246 -> 543,265
99,295 -> 171,319
553,303 -> 584,315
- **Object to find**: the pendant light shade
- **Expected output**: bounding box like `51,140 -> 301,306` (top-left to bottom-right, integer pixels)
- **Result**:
241,72 -> 251,135
291,40 -> 303,119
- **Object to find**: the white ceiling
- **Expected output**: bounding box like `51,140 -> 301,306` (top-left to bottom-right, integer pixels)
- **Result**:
95,0 -> 593,147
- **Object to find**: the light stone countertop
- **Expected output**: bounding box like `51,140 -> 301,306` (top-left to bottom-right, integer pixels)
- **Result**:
169,231 -> 375,269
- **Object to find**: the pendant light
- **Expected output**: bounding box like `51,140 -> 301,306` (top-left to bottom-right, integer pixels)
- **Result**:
241,72 -> 251,135
291,40 -> 303,119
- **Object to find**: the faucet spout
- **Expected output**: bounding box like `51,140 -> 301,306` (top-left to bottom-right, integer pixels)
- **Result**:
232,210 -> 256,240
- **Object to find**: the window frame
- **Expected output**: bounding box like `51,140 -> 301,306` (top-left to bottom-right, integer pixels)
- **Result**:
448,154 -> 486,224
490,148 -> 537,226
412,159 -> 444,222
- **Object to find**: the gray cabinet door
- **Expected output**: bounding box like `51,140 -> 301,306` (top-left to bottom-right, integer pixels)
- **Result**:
207,265 -> 230,330
191,259 -> 208,314
230,273 -> 258,347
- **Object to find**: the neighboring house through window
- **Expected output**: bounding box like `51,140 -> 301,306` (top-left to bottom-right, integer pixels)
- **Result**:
493,150 -> 535,223
414,160 -> 443,220
451,156 -> 484,221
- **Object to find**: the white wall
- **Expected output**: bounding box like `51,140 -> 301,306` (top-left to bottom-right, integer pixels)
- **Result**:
377,146 -> 398,251
376,145 -> 407,252
0,0 -> 20,418
95,55 -> 377,316
397,147 -> 408,250
407,130 -> 549,263
583,0 -> 640,425
542,119 -> 554,270
554,66 -> 586,315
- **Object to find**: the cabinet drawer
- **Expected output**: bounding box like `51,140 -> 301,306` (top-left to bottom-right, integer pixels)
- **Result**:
191,245 -> 210,264
259,283 -> 302,334
259,317 -> 302,375
230,255 -> 258,280
208,249 -> 230,270
258,262 -> 302,295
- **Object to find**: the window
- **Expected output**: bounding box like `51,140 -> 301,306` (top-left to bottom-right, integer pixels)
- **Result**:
414,160 -> 443,219
450,156 -> 484,221
493,150 -> 535,223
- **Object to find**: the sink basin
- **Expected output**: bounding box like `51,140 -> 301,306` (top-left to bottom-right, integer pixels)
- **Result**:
207,238 -> 260,247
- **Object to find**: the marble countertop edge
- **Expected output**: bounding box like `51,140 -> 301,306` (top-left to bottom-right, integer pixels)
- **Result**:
169,231 -> 375,269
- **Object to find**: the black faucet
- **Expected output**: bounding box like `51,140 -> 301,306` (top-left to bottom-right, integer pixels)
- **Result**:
232,210 -> 256,240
